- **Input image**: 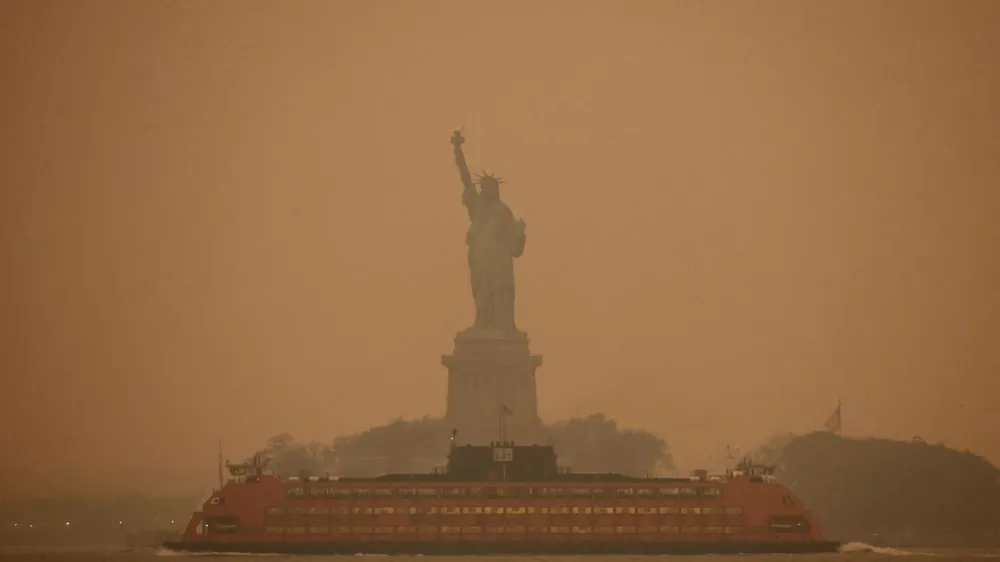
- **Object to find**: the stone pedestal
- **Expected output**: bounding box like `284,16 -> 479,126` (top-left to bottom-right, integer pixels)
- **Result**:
442,329 -> 544,445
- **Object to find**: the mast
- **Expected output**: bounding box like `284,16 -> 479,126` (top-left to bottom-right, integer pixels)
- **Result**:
217,438 -> 224,489
833,397 -> 842,436
498,405 -> 513,482
499,405 -> 506,444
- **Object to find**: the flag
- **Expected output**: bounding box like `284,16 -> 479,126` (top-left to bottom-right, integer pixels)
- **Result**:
824,401 -> 842,435
502,405 -> 513,415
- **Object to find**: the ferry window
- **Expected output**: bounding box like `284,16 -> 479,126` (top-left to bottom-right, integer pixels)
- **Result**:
353,488 -> 371,497
396,488 -> 417,497
309,526 -> 329,534
375,526 -> 394,534
265,526 -> 284,534
679,487 -> 698,497
681,507 -> 701,515
504,487 -> 525,498
205,516 -> 239,534
703,526 -> 723,533
371,488 -> 393,497
702,487 -> 722,497
615,526 -> 636,533
725,507 -> 744,515
637,507 -> 657,515
770,515 -> 811,534
570,488 -> 591,498
505,525 -> 526,533
330,507 -> 349,515
530,487 -> 548,497
265,507 -> 285,515
484,506 -> 504,514
286,487 -> 305,498
308,487 -> 326,498
308,507 -> 329,515
724,526 -> 743,534
659,525 -> 679,533
418,526 -> 437,534
615,488 -> 635,498
353,526 -> 373,534
396,526 -> 416,533
591,488 -> 610,498
658,506 -> 679,514
328,488 -> 351,497
546,487 -> 567,497
486,525 -> 504,534
286,526 -> 306,534
636,488 -> 657,497
638,526 -> 658,534
595,525 -> 614,534
372,507 -> 394,514
464,526 -> 483,533
288,507 -> 308,515
682,526 -> 700,533
484,487 -> 503,498
659,487 -> 679,497
416,488 -> 438,497
332,526 -> 351,534
352,507 -> 372,515
572,506 -> 592,514
702,507 -> 721,515
441,487 -> 464,497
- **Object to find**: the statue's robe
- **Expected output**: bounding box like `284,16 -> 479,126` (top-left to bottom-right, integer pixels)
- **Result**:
463,185 -> 525,332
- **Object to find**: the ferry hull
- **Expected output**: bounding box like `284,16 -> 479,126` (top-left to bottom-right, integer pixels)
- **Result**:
164,539 -> 842,555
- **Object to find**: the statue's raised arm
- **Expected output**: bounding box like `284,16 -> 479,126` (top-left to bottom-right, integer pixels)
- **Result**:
451,130 -> 479,213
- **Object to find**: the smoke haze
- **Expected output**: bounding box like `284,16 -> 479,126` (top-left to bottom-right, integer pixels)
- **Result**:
1,0 -> 998,496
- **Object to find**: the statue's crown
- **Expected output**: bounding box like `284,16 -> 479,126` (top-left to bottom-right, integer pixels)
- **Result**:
475,171 -> 505,186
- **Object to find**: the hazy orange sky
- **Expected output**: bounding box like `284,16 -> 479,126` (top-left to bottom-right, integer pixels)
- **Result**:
1,0 -> 998,496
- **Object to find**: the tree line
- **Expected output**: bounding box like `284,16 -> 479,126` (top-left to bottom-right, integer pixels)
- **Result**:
251,413 -> 675,478
750,431 -> 1000,546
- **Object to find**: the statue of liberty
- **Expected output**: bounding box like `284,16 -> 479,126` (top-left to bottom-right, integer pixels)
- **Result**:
450,130 -> 527,336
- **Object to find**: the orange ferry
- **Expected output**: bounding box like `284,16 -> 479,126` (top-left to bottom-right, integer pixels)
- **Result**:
165,435 -> 839,554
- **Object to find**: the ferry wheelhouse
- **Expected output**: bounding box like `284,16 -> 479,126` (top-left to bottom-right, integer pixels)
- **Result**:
165,437 -> 838,554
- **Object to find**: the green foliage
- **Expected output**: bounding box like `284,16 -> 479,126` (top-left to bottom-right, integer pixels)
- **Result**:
545,413 -> 674,476
254,432 -> 332,476
331,416 -> 452,476
758,431 -> 1000,542
253,413 -> 674,478
749,431 -> 798,466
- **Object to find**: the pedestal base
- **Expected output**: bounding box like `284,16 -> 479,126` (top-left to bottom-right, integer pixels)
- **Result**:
442,330 -> 544,445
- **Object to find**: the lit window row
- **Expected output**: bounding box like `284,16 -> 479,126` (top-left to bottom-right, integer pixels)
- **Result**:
267,506 -> 744,516
264,525 -> 746,535
288,486 -> 722,499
